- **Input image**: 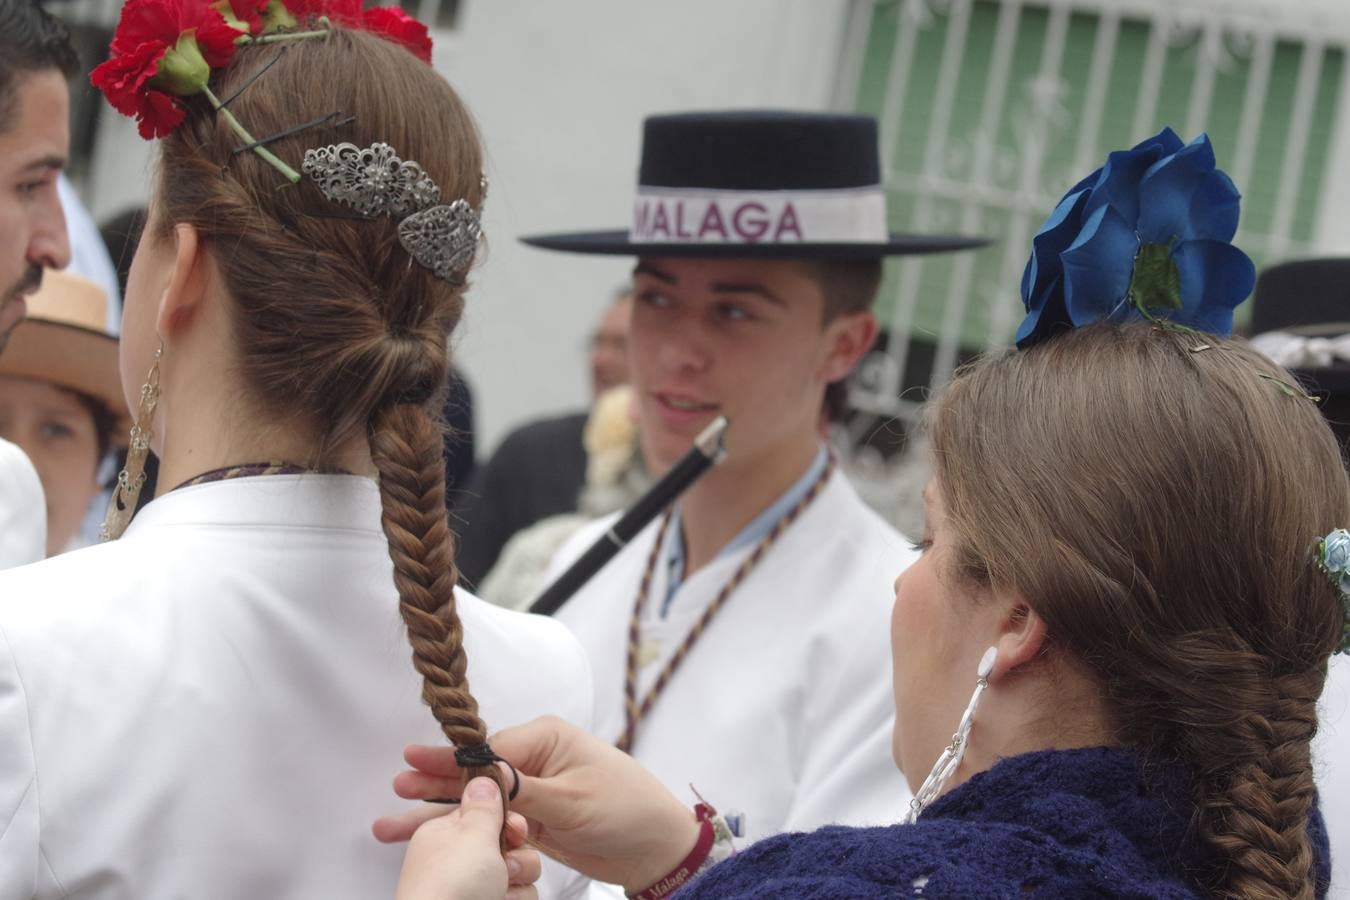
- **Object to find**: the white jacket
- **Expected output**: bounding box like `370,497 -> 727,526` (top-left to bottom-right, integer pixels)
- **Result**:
0,474 -> 592,898
0,438 -> 44,570
552,466 -> 916,846
1315,653 -> 1349,897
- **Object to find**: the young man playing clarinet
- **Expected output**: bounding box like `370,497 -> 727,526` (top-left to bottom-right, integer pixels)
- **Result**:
523,111 -> 984,845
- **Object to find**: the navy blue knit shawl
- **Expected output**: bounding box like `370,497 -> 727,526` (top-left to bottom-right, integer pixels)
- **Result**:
678,747 -> 1330,898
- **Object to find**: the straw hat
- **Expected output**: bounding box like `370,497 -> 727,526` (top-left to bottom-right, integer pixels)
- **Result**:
0,270 -> 129,434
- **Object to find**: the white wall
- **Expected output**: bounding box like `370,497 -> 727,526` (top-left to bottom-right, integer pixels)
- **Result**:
81,0 -> 850,455
434,0 -> 850,453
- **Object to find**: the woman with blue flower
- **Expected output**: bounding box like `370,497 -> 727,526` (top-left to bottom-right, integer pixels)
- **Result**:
382,131 -> 1349,900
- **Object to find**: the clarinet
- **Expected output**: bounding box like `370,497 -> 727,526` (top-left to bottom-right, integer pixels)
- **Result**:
527,416 -> 729,617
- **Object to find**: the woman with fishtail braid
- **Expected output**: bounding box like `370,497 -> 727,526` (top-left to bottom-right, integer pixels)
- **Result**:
385,131 -> 1349,898
0,4 -> 590,898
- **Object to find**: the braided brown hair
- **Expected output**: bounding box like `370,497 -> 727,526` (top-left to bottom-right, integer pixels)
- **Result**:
929,323 -> 1347,898
154,28 -> 504,798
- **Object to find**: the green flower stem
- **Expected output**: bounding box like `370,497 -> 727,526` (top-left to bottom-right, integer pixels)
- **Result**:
249,28 -> 331,43
1129,297 -> 1202,338
200,84 -> 300,183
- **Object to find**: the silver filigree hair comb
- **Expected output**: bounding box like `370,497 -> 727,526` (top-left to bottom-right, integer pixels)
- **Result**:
301,141 -> 483,282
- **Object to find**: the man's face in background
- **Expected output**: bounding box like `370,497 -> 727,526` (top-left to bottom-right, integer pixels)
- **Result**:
0,68 -> 70,353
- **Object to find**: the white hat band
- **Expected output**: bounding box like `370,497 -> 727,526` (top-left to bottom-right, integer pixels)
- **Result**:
630,185 -> 889,245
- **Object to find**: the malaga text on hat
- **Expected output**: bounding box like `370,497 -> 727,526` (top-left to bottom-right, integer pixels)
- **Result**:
522,110 -> 987,259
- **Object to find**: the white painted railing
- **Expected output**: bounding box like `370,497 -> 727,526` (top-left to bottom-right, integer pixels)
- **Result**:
831,0 -> 1350,530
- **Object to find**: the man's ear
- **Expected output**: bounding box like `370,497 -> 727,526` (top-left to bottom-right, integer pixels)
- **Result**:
988,598 -> 1049,682
155,223 -> 206,338
819,310 -> 878,383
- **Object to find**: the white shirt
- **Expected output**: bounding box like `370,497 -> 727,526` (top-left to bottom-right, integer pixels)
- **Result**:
57,176 -> 120,326
0,474 -> 593,898
1315,653 -> 1350,897
551,465 -> 916,846
0,438 -> 44,570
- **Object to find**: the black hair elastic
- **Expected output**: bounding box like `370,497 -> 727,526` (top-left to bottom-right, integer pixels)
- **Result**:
427,743 -> 520,804
392,379 -> 437,406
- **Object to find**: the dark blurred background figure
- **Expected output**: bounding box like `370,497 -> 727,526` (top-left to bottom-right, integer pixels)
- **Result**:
453,284 -> 633,587
1248,257 -> 1350,449
590,283 -> 633,397
441,367 -> 475,494
477,382 -> 649,609
98,205 -> 145,301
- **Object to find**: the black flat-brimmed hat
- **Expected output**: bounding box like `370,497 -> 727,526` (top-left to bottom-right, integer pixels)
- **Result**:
522,111 -> 988,259
1250,257 -> 1350,395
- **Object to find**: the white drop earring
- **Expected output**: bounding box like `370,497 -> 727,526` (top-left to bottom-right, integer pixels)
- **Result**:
903,645 -> 997,824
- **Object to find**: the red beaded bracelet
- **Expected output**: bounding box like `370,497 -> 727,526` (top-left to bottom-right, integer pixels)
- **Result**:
627,803 -> 719,900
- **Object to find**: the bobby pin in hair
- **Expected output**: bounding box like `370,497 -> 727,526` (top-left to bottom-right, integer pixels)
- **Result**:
309,210 -> 377,222
232,112 -> 356,155
216,46 -> 290,111
1257,372 -> 1318,402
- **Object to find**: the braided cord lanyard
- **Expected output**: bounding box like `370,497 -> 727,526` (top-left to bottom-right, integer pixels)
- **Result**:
617,454 -> 836,753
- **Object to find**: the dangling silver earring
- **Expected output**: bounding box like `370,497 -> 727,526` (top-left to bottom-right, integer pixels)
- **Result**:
100,339 -> 163,542
903,645 -> 997,824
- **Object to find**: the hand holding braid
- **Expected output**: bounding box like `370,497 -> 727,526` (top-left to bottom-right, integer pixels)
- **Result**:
370,403 -> 510,822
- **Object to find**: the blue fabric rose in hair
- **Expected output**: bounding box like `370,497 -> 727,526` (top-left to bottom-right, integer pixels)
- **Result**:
1017,128 -> 1256,348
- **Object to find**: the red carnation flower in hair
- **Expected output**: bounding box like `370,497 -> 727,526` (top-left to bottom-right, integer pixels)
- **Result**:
216,0 -> 271,34
282,0 -> 360,25
92,0 -> 245,139
108,0 -> 241,62
92,41 -> 187,139
362,6 -> 432,64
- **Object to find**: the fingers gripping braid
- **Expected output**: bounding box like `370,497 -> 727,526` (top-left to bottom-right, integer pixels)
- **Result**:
370,404 -> 510,817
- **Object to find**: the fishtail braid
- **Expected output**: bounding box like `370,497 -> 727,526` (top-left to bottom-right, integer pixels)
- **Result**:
370,403 -> 508,808
1096,630 -> 1322,897
1191,669 -> 1324,899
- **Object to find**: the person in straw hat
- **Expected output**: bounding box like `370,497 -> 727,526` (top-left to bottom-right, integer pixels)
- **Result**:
0,270 -> 127,557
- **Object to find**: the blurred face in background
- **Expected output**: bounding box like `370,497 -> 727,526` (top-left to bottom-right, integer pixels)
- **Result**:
0,70 -> 71,352
0,375 -> 103,555
590,293 -> 633,401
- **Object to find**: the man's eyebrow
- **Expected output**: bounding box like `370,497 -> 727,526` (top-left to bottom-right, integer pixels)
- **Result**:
632,262 -> 676,285
20,154 -> 66,174
709,280 -> 785,307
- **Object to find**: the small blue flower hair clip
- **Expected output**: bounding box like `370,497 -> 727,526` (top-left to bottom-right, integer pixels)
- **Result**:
1017,127 -> 1257,349
1316,529 -> 1350,655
